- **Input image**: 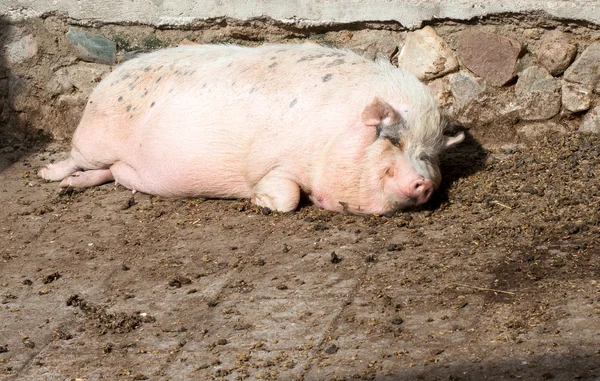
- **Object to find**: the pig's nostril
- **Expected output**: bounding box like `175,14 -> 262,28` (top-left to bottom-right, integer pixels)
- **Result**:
410,179 -> 434,203
414,180 -> 426,193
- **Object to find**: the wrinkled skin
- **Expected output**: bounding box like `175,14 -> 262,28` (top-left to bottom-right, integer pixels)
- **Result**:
40,44 -> 464,215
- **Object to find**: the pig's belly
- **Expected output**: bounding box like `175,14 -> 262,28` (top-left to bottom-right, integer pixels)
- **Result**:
109,153 -> 251,199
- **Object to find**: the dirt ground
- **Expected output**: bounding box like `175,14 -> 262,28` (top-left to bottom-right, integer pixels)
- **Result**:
1,130 -> 599,381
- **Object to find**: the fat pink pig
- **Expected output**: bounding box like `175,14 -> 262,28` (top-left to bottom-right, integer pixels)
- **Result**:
39,43 -> 464,215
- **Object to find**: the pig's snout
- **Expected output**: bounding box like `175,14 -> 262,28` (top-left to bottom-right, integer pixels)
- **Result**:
408,178 -> 434,204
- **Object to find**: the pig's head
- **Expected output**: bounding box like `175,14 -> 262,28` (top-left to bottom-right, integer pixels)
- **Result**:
358,97 -> 464,214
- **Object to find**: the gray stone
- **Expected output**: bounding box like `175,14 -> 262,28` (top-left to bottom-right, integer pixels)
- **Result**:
66,28 -> 116,65
564,42 -> 600,93
517,121 -> 567,144
397,26 -> 459,81
516,53 -> 535,76
4,34 -> 38,65
515,66 -> 561,121
537,41 -> 577,76
458,28 -> 522,87
448,71 -> 486,112
561,82 -> 592,113
446,71 -> 520,129
452,89 -> 519,130
580,106 -> 600,133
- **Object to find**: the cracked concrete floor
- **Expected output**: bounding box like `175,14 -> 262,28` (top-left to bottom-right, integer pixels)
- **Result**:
1,133 -> 600,381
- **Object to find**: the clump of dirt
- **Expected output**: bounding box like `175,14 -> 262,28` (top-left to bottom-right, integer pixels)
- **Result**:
66,295 -> 156,334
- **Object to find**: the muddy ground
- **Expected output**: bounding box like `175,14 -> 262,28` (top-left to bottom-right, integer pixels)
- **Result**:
0,130 -> 599,381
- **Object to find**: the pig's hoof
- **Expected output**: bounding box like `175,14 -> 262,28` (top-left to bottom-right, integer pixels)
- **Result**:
39,158 -> 79,181
251,177 -> 301,213
39,165 -> 64,182
59,172 -> 81,188
38,167 -> 51,180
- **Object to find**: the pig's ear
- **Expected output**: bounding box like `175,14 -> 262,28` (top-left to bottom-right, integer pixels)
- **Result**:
443,132 -> 465,149
361,97 -> 399,127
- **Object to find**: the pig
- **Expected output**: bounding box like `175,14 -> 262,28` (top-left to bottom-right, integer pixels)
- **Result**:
39,43 -> 464,215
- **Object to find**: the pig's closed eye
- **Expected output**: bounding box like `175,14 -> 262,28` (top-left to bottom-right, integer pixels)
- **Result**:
418,153 -> 429,161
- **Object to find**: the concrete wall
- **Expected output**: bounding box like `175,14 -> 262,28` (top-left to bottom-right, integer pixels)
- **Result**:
3,0 -> 600,28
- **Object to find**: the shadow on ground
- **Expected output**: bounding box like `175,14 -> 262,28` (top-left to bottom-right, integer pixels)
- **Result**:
0,16 -> 49,174
384,352 -> 600,380
421,128 -> 488,211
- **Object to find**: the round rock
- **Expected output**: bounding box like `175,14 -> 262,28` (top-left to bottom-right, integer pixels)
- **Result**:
561,82 -> 592,113
398,26 -> 459,81
580,106 -> 600,134
564,42 -> 600,93
537,41 -> 577,76
516,66 -> 561,121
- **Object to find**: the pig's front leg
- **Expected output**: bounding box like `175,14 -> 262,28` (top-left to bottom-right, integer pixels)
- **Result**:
39,158 -> 79,182
251,174 -> 300,212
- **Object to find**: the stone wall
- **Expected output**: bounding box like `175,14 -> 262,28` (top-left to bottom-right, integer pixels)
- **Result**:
0,13 -> 599,147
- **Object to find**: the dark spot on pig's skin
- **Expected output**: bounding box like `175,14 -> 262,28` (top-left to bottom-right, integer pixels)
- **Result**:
326,52 -> 346,58
126,105 -> 132,112
150,101 -> 155,108
232,81 -> 236,87
297,54 -> 325,62
326,59 -> 345,67
142,90 -> 148,97
249,87 -> 256,94
322,73 -> 333,82
144,66 -> 151,72
122,73 -> 131,80
270,56 -> 277,60
128,83 -> 135,91
155,76 -> 162,84
290,98 -> 297,108
118,96 -> 123,102
268,62 -> 278,68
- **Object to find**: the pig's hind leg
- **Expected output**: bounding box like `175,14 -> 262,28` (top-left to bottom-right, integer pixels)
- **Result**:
59,169 -> 114,188
251,175 -> 301,213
